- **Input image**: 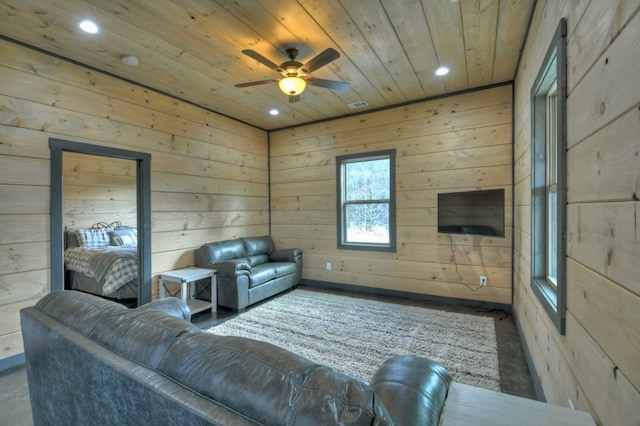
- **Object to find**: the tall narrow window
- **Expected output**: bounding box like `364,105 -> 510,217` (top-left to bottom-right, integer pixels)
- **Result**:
531,19 -> 567,334
336,150 -> 396,252
546,82 -> 558,288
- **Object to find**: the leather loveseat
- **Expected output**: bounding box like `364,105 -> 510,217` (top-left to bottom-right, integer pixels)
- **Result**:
21,290 -> 452,425
195,236 -> 302,311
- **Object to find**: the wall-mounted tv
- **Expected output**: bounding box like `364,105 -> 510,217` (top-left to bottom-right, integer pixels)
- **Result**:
437,189 -> 505,237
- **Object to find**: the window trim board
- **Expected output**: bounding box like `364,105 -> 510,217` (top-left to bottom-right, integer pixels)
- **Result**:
530,18 -> 567,335
336,149 -> 396,252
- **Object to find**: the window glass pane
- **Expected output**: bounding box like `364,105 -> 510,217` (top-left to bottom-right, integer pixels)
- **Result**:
345,159 -> 390,201
546,82 -> 558,186
547,190 -> 557,286
345,203 -> 389,244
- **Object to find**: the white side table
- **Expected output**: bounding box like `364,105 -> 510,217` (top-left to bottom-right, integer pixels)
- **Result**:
441,382 -> 595,426
158,267 -> 217,315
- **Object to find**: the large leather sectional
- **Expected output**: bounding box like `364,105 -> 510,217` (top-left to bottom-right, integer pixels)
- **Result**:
21,290 -> 452,425
195,236 -> 302,311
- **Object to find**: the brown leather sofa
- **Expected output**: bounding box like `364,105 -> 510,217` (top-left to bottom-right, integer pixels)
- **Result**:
195,236 -> 302,311
21,290 -> 452,425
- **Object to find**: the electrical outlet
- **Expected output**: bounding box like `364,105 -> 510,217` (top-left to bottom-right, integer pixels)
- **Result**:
326,262 -> 332,271
480,276 -> 487,287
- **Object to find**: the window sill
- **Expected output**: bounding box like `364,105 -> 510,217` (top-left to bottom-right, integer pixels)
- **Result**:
531,277 -> 565,334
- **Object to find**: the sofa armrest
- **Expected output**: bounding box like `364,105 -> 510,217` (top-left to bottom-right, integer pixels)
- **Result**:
137,297 -> 192,321
370,355 -> 452,426
212,261 -> 251,278
269,248 -> 302,263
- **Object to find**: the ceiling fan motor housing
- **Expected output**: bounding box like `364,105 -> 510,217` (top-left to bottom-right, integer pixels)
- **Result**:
281,62 -> 304,77
281,48 -> 306,77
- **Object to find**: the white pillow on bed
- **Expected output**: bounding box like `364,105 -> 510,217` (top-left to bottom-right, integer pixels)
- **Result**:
75,228 -> 111,248
109,227 -> 137,246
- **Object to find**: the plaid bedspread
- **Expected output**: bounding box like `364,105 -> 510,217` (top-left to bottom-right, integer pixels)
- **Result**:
64,246 -> 138,295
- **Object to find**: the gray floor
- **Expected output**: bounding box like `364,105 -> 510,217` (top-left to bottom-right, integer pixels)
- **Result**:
0,364 -> 31,426
0,286 -> 535,425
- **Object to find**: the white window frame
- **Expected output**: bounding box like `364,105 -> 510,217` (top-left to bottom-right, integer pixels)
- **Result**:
336,150 -> 396,252
546,81 -> 558,289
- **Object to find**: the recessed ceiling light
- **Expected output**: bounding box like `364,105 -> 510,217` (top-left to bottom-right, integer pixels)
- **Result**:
435,66 -> 450,76
78,19 -> 99,34
269,109 -> 279,116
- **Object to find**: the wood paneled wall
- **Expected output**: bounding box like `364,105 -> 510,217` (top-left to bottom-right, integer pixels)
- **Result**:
513,1 -> 640,425
0,39 -> 269,362
63,152 -> 137,229
270,85 -> 513,305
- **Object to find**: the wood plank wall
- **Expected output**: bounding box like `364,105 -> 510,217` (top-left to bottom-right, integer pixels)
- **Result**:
0,39 -> 269,362
270,85 -> 513,305
513,1 -> 640,425
63,152 -> 137,229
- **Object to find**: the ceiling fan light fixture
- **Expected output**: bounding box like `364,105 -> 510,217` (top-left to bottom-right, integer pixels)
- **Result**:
279,77 -> 306,96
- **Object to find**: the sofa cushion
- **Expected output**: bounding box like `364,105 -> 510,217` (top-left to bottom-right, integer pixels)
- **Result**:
248,264 -> 277,288
242,236 -> 275,256
247,254 -> 269,266
35,291 -> 199,369
248,262 -> 297,288
158,333 -> 392,425
270,248 -> 303,263
89,308 -> 199,368
195,239 -> 245,266
271,261 -> 297,277
34,290 -> 128,336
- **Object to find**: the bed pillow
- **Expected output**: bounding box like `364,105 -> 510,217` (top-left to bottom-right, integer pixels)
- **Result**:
75,228 -> 112,248
65,229 -> 81,248
109,227 -> 137,247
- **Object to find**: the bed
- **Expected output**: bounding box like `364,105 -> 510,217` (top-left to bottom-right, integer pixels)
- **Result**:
64,222 -> 139,300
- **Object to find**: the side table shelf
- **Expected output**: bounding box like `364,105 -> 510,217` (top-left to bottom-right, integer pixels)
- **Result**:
158,267 -> 217,315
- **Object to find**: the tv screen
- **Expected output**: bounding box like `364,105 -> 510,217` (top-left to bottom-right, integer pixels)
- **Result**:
437,189 -> 505,237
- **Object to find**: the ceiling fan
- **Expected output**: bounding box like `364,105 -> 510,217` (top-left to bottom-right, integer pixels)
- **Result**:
235,47 -> 350,103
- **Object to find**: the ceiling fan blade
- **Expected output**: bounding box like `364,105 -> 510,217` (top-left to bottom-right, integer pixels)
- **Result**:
288,95 -> 300,103
235,79 -> 279,88
306,78 -> 350,92
301,48 -> 340,73
241,50 -> 283,72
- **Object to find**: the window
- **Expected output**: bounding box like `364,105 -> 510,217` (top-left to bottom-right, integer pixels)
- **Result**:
531,19 -> 567,334
336,150 -> 396,252
546,81 -> 558,287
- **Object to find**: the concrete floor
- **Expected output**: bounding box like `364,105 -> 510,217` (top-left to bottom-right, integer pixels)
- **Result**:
0,286 -> 535,425
0,364 -> 31,426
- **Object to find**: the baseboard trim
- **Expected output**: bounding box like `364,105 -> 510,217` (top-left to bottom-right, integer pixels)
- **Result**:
299,279 -> 512,313
512,310 -> 546,402
0,353 -> 25,374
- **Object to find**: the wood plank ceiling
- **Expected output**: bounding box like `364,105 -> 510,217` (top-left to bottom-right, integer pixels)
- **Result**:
0,0 -> 535,130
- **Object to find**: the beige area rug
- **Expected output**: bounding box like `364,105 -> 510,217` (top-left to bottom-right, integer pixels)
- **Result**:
208,289 -> 500,391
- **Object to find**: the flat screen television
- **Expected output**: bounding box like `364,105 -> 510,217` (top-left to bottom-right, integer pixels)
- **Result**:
437,189 -> 505,237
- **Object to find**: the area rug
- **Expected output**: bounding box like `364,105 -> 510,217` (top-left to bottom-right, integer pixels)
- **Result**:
208,289 -> 500,391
